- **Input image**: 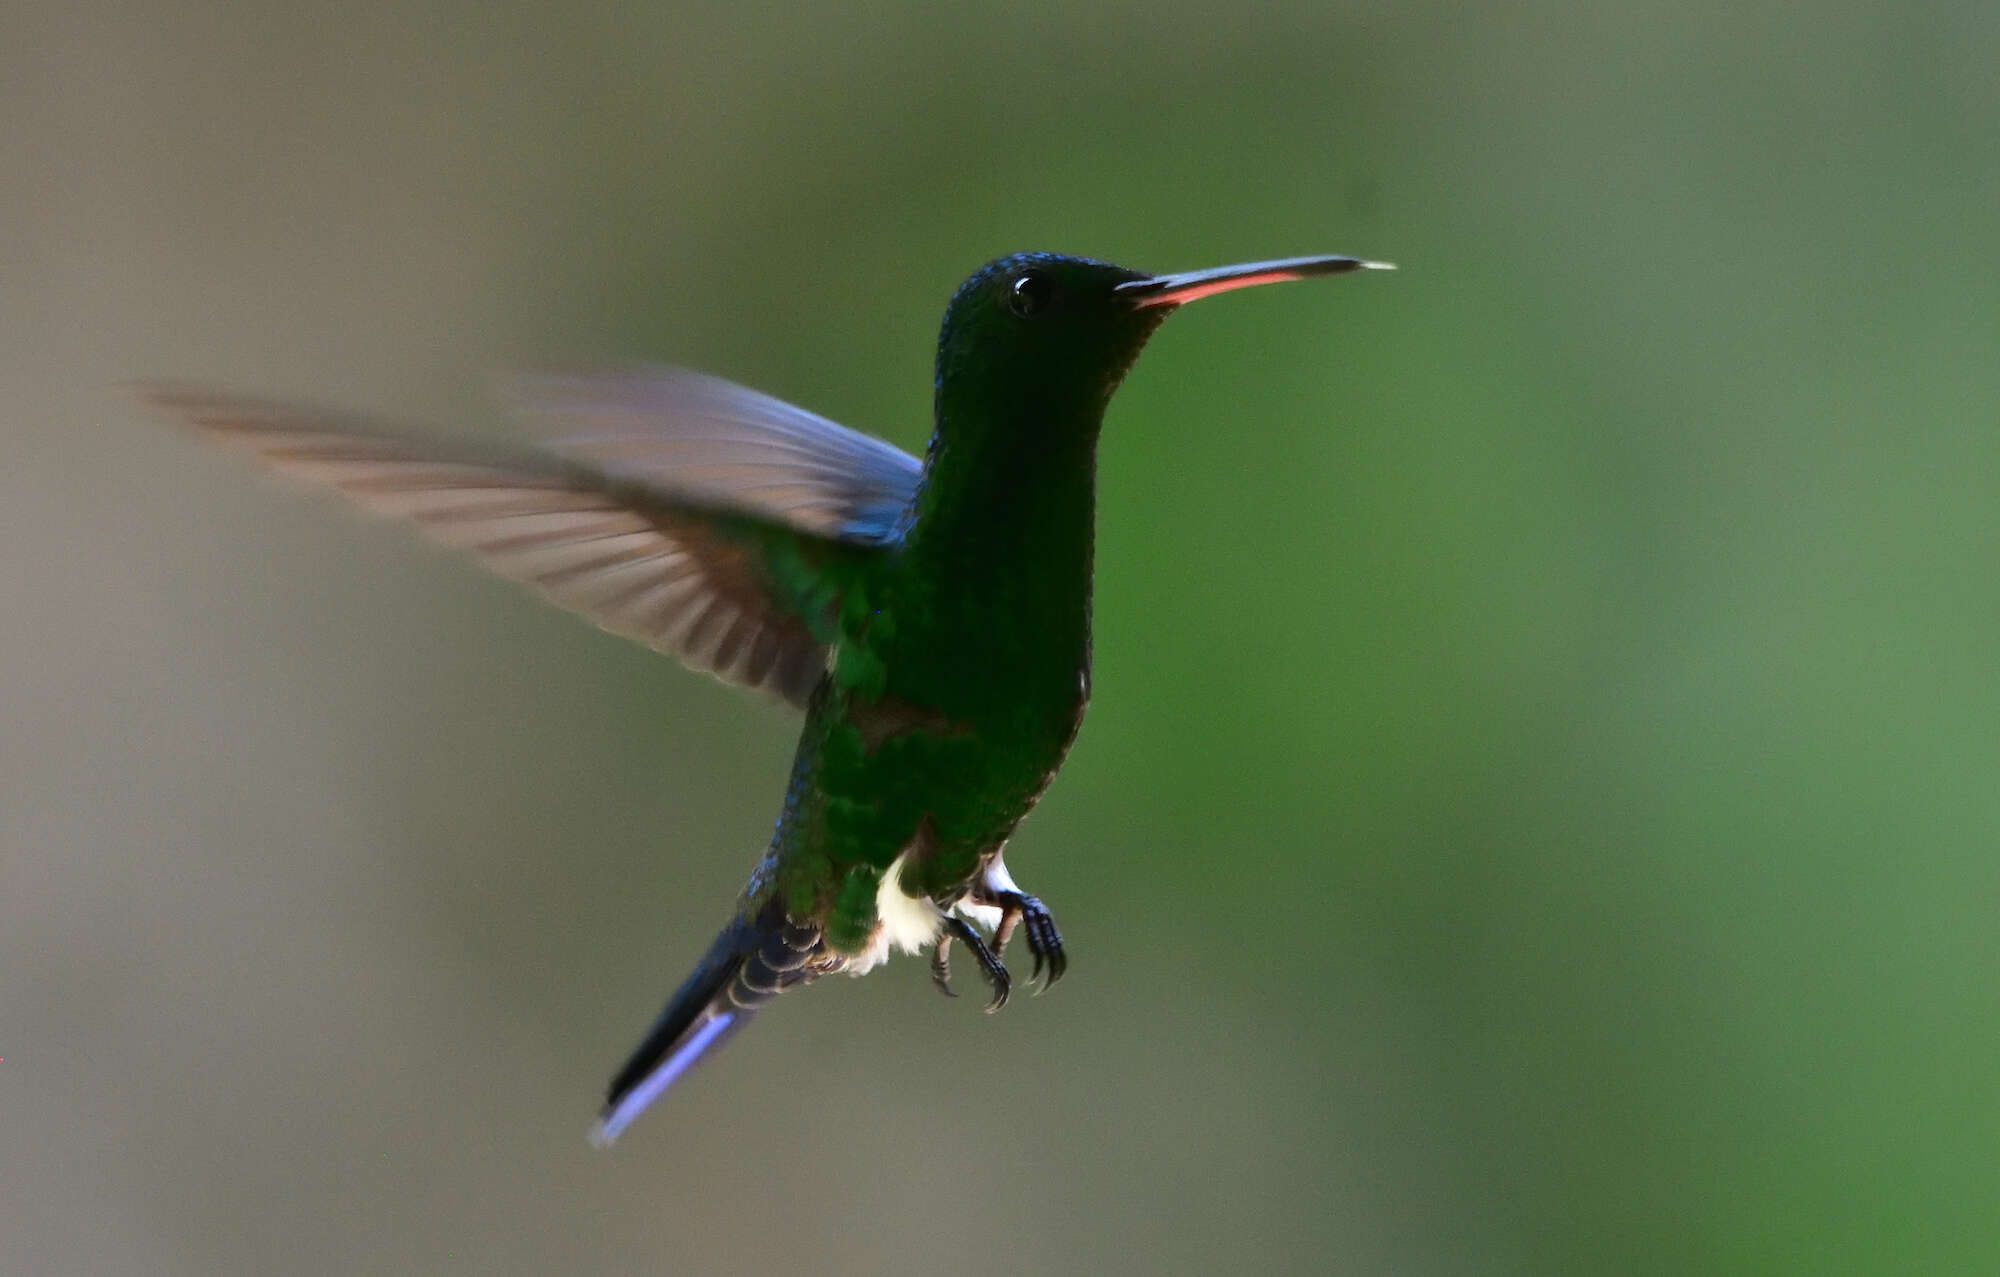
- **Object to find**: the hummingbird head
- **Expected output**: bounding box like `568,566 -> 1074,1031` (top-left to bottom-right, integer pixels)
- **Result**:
911,251 -> 1391,544
932,252 -> 1393,450
933,254 -> 1161,420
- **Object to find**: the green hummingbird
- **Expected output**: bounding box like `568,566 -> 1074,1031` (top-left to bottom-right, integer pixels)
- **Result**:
143,251 -> 1391,1144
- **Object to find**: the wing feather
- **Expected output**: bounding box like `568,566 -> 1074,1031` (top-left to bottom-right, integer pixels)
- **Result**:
141,377 -> 918,706
512,367 -> 920,542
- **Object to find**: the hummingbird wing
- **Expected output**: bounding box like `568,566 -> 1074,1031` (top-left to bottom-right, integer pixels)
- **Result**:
509,367 -> 919,545
142,376 -> 921,705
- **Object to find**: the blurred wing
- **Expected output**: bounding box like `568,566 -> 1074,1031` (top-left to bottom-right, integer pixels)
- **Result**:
141,383 -> 904,705
510,366 -> 921,544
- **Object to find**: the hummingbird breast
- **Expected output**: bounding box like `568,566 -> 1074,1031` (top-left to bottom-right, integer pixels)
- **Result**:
887,547 -> 1091,752
866,556 -> 1091,867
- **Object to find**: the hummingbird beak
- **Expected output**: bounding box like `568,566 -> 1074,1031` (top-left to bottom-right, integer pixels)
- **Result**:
1116,255 -> 1395,308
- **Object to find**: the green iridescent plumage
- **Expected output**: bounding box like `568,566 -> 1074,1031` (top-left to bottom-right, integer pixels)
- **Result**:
145,250 -> 1390,1145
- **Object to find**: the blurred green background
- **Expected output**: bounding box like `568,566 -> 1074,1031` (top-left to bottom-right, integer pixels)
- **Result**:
4,2 -> 1996,1273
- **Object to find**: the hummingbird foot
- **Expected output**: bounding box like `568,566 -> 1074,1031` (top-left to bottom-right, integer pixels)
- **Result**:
976,890 -> 1066,993
935,915 -> 1012,1012
961,852 -> 1067,993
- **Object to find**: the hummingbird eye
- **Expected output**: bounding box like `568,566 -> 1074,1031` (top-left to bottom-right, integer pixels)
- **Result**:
1005,272 -> 1054,318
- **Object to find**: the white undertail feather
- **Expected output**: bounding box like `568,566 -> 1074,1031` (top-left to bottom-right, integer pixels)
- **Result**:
844,848 -> 1028,976
845,847 -> 945,976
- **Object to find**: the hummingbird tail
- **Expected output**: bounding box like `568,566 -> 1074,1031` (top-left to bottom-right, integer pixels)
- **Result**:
590,908 -> 820,1147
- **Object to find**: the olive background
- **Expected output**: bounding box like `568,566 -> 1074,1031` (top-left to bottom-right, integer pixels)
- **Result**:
4,3 -> 1995,1273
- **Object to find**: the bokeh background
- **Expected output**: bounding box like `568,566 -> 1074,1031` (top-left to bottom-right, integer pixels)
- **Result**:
5,2 -> 1997,1273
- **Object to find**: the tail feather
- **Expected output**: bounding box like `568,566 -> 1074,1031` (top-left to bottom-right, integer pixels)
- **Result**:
591,910 -> 820,1146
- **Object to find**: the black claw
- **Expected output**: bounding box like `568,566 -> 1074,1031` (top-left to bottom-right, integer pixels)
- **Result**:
1043,943 -> 1067,989
943,915 -> 1010,1013
979,891 -> 1065,994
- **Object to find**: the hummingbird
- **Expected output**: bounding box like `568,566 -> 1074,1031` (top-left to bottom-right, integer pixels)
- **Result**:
143,251 -> 1391,1144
